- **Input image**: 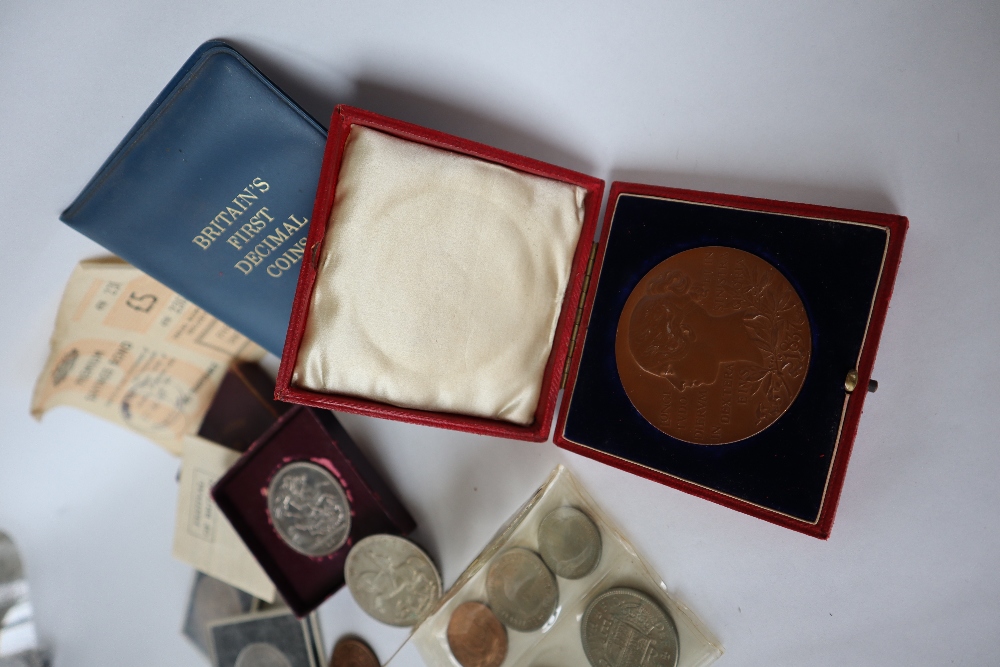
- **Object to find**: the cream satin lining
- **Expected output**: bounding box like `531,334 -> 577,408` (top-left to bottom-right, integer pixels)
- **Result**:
293,126 -> 586,425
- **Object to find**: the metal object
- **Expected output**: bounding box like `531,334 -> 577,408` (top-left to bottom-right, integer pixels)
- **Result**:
183,573 -> 254,656
537,507 -> 601,579
581,588 -> 679,667
616,246 -> 811,445
446,601 -> 507,667
845,369 -> 859,392
234,643 -> 293,667
0,534 -> 22,585
330,638 -> 379,667
267,461 -> 351,557
345,535 -> 442,626
485,548 -> 558,632
210,609 -> 313,667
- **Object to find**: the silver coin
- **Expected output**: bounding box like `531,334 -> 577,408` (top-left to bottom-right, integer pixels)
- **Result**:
267,461 -> 351,557
234,642 -> 293,667
581,588 -> 679,667
190,575 -> 245,653
537,506 -> 602,579
345,534 -> 443,626
485,547 -> 558,632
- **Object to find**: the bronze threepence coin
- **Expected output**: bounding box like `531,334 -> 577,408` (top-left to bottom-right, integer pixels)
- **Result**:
581,587 -> 679,667
485,547 -> 558,632
537,506 -> 602,579
345,534 -> 442,626
616,246 -> 811,445
447,601 -> 508,667
330,637 -> 379,667
267,461 -> 351,557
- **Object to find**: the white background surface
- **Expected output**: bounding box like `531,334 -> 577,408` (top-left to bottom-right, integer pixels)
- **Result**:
1,1 -> 998,665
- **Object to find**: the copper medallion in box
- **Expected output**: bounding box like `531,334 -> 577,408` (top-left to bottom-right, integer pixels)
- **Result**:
616,246 -> 811,445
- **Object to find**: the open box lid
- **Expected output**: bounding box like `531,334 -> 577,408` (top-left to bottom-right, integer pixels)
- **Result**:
275,106 -> 605,442
274,108 -> 908,537
554,182 -> 907,538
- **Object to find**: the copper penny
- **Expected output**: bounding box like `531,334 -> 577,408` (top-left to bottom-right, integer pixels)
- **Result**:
446,601 -> 508,667
330,637 -> 379,667
616,246 -> 811,444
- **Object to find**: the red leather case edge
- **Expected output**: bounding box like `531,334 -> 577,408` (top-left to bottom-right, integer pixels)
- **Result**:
553,182 -> 909,539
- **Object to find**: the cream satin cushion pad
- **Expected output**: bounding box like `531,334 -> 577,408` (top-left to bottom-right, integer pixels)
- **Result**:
293,126 -> 586,425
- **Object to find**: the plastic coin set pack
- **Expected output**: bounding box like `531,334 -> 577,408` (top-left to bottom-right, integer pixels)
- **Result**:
386,465 -> 722,667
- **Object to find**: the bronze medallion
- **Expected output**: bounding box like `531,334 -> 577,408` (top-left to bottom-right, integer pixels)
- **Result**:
446,601 -> 508,667
330,637 -> 379,667
616,246 -> 811,445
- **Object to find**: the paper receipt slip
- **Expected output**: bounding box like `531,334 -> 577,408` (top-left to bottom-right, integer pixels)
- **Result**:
31,258 -> 264,455
174,435 -> 276,601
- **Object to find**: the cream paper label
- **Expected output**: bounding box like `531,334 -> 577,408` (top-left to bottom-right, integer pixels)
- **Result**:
173,435 -> 275,602
30,258 -> 264,456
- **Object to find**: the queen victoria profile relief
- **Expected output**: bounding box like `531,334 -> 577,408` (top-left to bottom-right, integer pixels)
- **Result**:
615,247 -> 811,445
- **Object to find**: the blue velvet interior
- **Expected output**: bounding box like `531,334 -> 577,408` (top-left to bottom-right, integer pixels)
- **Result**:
562,194 -> 888,522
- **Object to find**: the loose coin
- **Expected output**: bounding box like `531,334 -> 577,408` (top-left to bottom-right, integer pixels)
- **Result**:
345,534 -> 442,626
581,587 -> 679,667
189,575 -> 247,654
447,601 -> 507,667
485,547 -> 558,632
330,637 -> 379,667
267,461 -> 351,557
616,246 -> 811,444
234,642 -> 294,667
537,506 -> 602,579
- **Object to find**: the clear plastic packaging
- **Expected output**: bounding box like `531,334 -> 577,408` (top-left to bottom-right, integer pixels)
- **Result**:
387,465 -> 722,667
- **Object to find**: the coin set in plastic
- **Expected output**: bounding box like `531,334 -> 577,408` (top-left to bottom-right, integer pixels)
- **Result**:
386,465 -> 722,667
211,406 -> 417,616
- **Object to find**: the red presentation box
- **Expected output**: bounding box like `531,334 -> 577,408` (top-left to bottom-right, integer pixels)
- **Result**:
275,106 -> 907,538
212,406 -> 416,615
553,183 -> 906,538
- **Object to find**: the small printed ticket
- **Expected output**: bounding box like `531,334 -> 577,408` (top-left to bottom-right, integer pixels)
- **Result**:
173,435 -> 276,602
30,258 -> 264,455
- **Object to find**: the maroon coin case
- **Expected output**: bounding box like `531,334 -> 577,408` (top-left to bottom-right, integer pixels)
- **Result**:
198,362 -> 290,452
212,405 -> 416,616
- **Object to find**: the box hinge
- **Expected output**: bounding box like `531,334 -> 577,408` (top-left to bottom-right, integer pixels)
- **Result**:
561,241 -> 599,389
